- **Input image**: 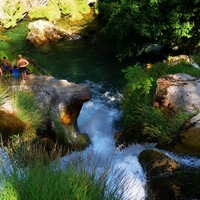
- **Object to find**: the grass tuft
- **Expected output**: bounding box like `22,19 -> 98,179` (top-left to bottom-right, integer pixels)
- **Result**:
11,90 -> 45,137
0,142 -> 130,200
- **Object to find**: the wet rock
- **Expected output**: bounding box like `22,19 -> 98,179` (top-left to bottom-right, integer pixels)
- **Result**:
139,149 -> 180,177
139,149 -> 200,200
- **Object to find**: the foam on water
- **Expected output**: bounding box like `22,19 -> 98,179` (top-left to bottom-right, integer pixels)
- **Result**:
64,81 -> 155,199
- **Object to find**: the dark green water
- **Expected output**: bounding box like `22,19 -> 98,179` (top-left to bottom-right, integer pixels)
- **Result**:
1,21 -> 125,89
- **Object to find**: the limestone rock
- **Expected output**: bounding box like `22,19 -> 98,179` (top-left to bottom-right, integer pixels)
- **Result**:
154,73 -> 200,156
154,73 -> 200,112
139,149 -> 200,200
26,20 -> 69,45
170,112 -> 200,156
165,54 -> 191,66
7,74 -> 92,129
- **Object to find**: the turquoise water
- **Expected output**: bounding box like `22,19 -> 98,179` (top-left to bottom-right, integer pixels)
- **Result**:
1,21 -> 125,88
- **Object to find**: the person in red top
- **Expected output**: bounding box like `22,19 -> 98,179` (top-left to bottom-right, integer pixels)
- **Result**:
17,54 -> 29,80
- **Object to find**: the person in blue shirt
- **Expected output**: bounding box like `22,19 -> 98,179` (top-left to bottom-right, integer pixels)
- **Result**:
12,65 -> 20,78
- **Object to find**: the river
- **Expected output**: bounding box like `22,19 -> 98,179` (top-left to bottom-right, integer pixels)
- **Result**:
1,21 -> 200,199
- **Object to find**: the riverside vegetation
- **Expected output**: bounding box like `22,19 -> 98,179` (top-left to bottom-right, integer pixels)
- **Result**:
1,54 -> 200,200
0,76 -> 129,200
119,58 -> 200,148
1,0 -> 200,199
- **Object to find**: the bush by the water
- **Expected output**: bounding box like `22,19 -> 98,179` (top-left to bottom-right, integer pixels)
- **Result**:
121,61 -> 200,146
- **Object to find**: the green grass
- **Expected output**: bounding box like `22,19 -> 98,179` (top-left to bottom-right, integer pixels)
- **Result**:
122,62 -> 198,147
166,63 -> 200,77
0,148 -> 128,200
27,63 -> 50,76
11,90 -> 44,139
0,85 -> 9,105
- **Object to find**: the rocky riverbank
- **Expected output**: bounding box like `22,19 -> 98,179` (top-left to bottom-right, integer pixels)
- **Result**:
0,73 -> 92,153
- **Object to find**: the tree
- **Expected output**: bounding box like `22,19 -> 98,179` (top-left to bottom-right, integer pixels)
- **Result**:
98,0 -> 200,60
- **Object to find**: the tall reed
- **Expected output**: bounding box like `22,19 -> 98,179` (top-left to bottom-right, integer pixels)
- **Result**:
0,145 -> 129,200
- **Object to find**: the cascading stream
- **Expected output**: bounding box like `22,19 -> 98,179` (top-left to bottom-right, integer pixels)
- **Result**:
60,81 -> 156,199
60,80 -> 200,199
1,24 -> 200,198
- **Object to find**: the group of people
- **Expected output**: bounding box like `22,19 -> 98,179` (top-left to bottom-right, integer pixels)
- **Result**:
0,54 -> 29,80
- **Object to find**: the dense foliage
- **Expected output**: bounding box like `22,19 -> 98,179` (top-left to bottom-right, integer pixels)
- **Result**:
98,0 -> 200,59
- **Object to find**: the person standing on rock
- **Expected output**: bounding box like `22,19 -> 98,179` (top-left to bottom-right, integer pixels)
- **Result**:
17,54 -> 29,80
2,56 -> 11,76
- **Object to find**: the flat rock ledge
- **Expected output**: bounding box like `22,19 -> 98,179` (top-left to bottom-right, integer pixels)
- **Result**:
1,74 -> 92,132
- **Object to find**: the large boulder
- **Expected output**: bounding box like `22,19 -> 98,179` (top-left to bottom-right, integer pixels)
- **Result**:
26,20 -> 70,45
8,74 -> 92,129
170,113 -> 200,156
154,73 -> 200,112
0,74 -> 91,153
153,73 -> 200,156
139,149 -> 200,200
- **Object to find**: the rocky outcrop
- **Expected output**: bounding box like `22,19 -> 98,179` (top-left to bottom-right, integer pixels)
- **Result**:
170,113 -> 200,156
26,20 -> 70,45
7,74 -> 92,129
165,55 -> 191,66
0,74 -> 92,151
139,149 -> 200,200
153,73 -> 200,156
0,0 -> 92,29
154,73 -> 200,112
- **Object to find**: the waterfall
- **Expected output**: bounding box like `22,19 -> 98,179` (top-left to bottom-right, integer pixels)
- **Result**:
1,80 -> 200,199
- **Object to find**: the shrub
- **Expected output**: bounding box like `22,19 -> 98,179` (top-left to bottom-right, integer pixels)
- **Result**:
121,62 -> 195,146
